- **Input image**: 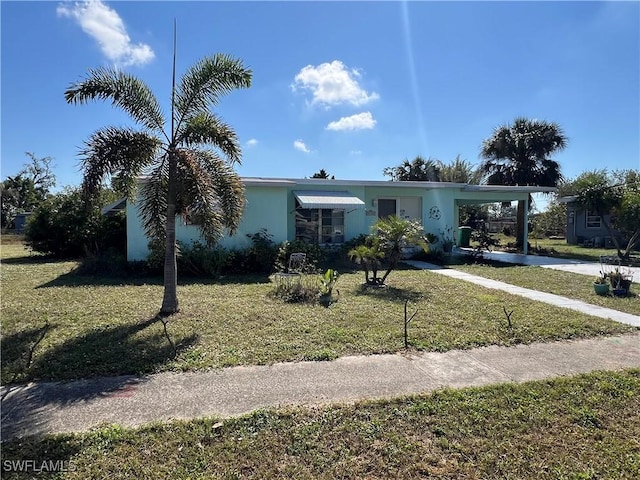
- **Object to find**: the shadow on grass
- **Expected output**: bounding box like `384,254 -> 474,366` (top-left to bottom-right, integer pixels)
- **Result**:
352,284 -> 424,303
1,316 -> 198,441
35,270 -> 273,289
0,253 -> 63,265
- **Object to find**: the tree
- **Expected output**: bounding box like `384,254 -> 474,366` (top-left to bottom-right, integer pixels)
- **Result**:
349,216 -> 424,286
311,169 -> 334,179
21,152 -> 56,197
436,155 -> 482,184
1,153 -> 56,228
383,156 -> 441,181
65,47 -> 252,315
531,200 -> 567,238
479,117 -> 567,249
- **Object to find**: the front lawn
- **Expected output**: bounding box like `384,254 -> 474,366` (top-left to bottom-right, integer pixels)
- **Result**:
451,263 -> 640,316
1,244 -> 634,384
3,369 -> 639,479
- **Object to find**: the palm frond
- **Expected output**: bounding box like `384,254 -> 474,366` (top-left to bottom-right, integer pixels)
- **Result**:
138,161 -> 169,241
480,118 -> 566,187
173,54 -> 251,131
178,112 -> 242,164
172,149 -> 245,244
65,67 -> 166,133
79,127 -> 160,199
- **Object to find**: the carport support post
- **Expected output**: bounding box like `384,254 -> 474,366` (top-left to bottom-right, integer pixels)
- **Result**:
523,196 -> 529,255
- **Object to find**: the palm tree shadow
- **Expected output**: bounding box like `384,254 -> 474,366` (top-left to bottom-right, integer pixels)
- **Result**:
353,284 -> 425,303
1,316 -> 198,441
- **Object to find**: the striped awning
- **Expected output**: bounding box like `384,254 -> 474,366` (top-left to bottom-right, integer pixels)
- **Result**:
293,191 -> 365,209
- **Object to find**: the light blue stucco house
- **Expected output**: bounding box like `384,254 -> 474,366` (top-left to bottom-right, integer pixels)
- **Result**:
125,177 -> 556,261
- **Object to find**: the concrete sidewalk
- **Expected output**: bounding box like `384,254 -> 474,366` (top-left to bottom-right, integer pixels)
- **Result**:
2,333 -> 639,440
403,260 -> 640,327
457,248 -> 640,278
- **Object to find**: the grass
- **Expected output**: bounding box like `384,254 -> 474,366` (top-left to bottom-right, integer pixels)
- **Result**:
2,244 -> 635,384
3,369 -> 639,479
450,262 -> 640,316
485,234 -> 638,264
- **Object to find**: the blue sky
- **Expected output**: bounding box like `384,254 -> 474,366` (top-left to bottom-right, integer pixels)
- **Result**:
2,1 -> 639,212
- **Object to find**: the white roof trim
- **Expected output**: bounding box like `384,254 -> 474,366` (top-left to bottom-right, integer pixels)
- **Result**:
461,185 -> 557,194
293,190 -> 365,209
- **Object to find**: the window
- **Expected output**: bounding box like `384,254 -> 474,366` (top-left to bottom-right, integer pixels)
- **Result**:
585,210 -> 601,229
295,204 -> 344,244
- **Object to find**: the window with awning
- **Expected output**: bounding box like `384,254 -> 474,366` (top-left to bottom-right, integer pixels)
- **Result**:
293,191 -> 364,244
292,190 -> 365,210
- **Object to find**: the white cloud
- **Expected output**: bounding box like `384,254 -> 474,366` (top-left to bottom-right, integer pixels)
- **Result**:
349,150 -> 362,156
326,112 -> 376,131
57,0 -> 155,67
293,139 -> 310,153
293,60 -> 379,107
246,138 -> 259,147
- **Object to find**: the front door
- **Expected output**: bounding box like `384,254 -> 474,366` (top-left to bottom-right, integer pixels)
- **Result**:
378,199 -> 397,219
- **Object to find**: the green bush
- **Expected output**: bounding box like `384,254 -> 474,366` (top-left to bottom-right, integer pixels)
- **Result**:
24,187 -> 125,258
178,241 -> 231,278
274,240 -> 324,273
269,275 -> 320,303
145,230 -> 278,278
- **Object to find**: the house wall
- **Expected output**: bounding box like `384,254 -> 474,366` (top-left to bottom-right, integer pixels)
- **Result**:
126,185 -> 289,261
565,203 -> 617,246
125,180 -> 546,261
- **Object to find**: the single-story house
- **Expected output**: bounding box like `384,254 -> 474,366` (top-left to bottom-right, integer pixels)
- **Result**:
125,177 -> 556,261
13,212 -> 32,232
559,196 -> 621,247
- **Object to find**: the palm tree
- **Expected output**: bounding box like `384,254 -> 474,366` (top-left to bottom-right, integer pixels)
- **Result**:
437,155 -> 482,184
479,117 -> 567,248
383,156 -> 441,181
65,52 -> 252,315
349,216 -> 424,286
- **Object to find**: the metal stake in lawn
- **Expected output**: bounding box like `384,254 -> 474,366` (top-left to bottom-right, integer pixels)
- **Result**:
404,299 -> 418,349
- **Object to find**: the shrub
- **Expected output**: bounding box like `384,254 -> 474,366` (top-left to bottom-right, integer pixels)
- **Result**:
145,230 -> 278,278
274,240 -> 324,273
269,275 -> 320,303
178,241 -> 230,278
24,187 -> 125,258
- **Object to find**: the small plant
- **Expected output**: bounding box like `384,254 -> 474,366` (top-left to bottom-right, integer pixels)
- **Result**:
470,227 -> 500,260
349,243 -> 385,286
319,269 -> 339,307
605,266 -> 633,294
270,275 -> 320,304
439,226 -> 455,253
593,274 -> 608,285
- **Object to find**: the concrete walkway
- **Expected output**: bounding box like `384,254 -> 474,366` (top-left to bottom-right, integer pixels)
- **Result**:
403,260 -> 640,327
457,248 -> 640,278
2,333 -> 639,440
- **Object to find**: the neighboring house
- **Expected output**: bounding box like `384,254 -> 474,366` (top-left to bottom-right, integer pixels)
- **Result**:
560,196 -> 621,247
13,212 -> 32,232
125,177 -> 556,261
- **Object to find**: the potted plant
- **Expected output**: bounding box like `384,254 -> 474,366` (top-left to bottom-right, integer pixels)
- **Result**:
593,274 -> 610,296
606,266 -> 633,297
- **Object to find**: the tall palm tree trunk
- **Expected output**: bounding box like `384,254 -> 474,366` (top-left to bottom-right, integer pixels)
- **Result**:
161,154 -> 179,314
